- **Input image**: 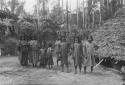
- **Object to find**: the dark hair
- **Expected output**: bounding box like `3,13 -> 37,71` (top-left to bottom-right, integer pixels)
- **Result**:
61,36 -> 66,42
48,43 -> 52,47
87,35 -> 93,42
75,36 -> 81,43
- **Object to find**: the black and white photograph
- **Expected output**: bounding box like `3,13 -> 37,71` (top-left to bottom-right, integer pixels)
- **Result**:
0,0 -> 125,85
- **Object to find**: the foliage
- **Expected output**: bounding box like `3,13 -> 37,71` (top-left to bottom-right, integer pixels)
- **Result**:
33,0 -> 48,18
0,0 -> 6,10
4,38 -> 18,55
0,10 -> 18,20
8,0 -> 19,13
0,0 -> 25,18
18,19 -> 35,41
15,1 -> 25,16
17,17 -> 59,46
0,18 -> 14,42
83,0 -> 123,30
38,19 -> 59,45
49,5 -> 64,25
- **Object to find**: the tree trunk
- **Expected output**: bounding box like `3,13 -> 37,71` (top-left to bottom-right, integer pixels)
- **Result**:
42,0 -> 45,18
100,10 -> 102,26
83,0 -> 85,29
77,0 -> 79,27
66,0 -> 69,32
93,11 -> 94,29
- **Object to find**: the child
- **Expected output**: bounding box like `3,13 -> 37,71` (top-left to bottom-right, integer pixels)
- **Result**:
73,37 -> 83,74
55,39 -> 61,66
39,47 -> 46,68
84,35 -> 96,73
47,43 -> 54,69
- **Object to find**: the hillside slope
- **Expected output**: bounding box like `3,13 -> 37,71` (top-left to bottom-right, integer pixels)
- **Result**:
92,8 -> 125,60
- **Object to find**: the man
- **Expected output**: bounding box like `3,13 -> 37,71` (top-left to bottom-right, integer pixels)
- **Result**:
60,36 -> 69,72
83,35 -> 96,73
73,37 -> 83,74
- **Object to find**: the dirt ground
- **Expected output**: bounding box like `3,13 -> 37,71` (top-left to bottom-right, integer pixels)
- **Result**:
0,56 -> 124,85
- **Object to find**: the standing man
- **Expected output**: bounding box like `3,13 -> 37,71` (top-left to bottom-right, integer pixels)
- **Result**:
84,35 -> 96,73
73,36 -> 83,74
60,36 -> 69,72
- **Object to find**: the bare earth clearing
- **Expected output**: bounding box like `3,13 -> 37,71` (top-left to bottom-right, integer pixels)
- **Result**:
0,56 -> 124,85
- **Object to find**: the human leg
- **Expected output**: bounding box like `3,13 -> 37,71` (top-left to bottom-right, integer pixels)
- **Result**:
75,66 -> 77,74
91,66 -> 93,72
61,64 -> 64,72
79,64 -> 82,73
84,66 -> 87,74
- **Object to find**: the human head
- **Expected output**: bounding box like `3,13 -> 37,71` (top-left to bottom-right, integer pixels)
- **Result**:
32,35 -> 37,40
87,35 -> 93,43
48,43 -> 52,47
58,37 -> 61,41
62,36 -> 66,42
74,37 -> 78,43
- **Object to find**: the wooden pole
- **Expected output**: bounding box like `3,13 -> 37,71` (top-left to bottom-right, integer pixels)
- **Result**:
37,0 -> 40,31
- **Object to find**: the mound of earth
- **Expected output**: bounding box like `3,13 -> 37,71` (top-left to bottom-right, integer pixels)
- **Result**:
92,8 -> 125,60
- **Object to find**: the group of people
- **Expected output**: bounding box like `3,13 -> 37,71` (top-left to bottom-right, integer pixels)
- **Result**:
54,34 -> 98,74
39,43 -> 54,69
17,36 -> 54,68
18,34 -> 98,74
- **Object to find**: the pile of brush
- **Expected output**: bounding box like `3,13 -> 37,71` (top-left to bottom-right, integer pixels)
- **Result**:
92,8 -> 125,60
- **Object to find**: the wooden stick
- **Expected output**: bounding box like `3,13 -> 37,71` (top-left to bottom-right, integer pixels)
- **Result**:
94,59 -> 104,68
